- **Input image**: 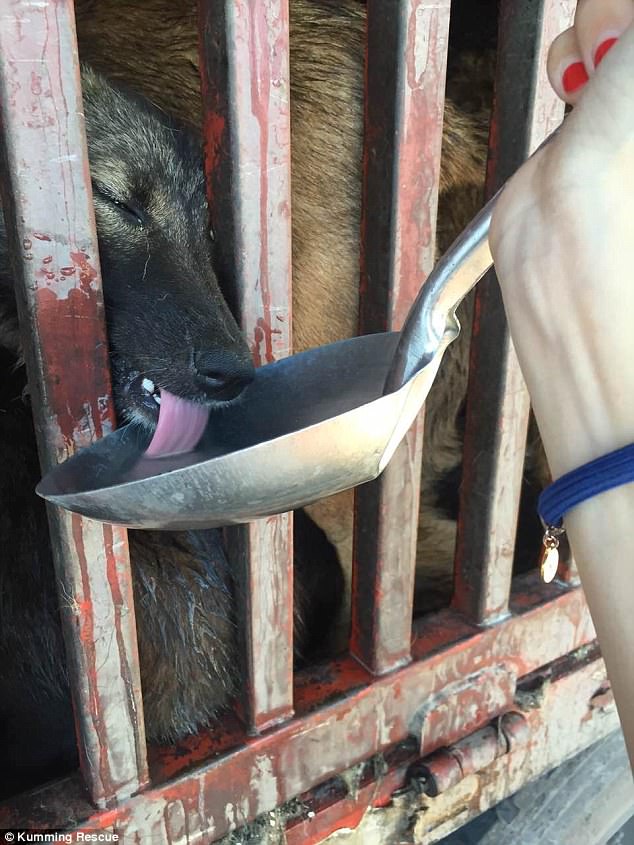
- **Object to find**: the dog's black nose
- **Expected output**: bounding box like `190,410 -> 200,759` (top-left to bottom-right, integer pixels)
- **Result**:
193,350 -> 255,400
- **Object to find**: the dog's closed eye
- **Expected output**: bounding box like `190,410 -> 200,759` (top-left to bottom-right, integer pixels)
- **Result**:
92,183 -> 146,227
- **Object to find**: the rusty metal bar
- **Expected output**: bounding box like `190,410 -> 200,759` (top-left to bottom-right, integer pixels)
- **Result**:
411,711 -> 529,796
558,555 -> 581,585
0,578 -> 598,836
351,0 -> 451,675
0,0 -> 148,807
453,0 -> 576,624
198,0 -> 294,732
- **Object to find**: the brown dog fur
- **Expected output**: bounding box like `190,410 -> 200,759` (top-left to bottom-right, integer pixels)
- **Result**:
74,0 -> 491,614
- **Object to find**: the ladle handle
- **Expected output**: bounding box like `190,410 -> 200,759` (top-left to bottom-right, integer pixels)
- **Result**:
383,128 -> 560,395
383,195 -> 496,395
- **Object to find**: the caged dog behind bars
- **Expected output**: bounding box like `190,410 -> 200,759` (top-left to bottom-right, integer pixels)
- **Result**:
0,0 -> 621,842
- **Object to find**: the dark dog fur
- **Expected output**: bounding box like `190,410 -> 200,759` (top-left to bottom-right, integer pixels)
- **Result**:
0,68 -> 343,797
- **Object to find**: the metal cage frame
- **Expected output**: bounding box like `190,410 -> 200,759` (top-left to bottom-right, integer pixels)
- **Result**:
0,0 -> 620,842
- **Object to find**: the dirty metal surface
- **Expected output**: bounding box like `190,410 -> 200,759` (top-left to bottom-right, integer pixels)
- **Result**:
414,665 -> 518,756
198,0 -> 294,732
301,651 -> 619,845
445,728 -> 632,845
0,0 -> 147,806
351,0 -> 451,676
0,576 -> 597,839
413,711 -> 530,797
453,0 -> 578,624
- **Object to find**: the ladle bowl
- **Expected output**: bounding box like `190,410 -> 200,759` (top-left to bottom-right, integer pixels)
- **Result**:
38,126 -> 553,531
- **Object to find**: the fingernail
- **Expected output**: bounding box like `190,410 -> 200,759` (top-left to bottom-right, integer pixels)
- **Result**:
594,37 -> 618,66
562,61 -> 589,94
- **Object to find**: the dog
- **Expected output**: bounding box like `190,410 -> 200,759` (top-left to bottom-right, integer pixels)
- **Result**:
1,0 -> 543,799
0,67 -> 343,798
73,0 -> 496,619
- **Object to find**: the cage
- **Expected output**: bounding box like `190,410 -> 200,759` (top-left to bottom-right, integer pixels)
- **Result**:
0,0 -> 619,842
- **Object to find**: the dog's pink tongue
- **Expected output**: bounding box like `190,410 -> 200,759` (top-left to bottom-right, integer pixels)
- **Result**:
145,390 -> 210,458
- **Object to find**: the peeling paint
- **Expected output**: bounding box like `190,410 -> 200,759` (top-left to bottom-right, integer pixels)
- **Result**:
198,0 -> 293,734
352,0 -> 452,679
0,580 -> 600,841
251,755 -> 280,812
0,0 -> 146,807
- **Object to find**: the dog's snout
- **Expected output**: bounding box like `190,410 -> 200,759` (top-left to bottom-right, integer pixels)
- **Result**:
193,350 -> 255,400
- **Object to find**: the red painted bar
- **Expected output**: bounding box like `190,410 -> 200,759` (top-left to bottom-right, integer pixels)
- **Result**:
0,0 -> 147,806
453,0 -> 576,624
351,0 -> 451,674
198,0 -> 294,732
558,555 -> 581,586
284,740 -> 416,845
0,577 -> 598,837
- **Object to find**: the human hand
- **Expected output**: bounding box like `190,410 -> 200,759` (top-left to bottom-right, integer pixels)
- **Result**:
489,0 -> 634,478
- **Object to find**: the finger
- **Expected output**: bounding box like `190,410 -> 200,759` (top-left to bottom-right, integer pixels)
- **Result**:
547,27 -> 587,105
575,0 -> 634,70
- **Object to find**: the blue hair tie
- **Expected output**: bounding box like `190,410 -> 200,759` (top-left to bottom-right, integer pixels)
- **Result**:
536,442 -> 634,582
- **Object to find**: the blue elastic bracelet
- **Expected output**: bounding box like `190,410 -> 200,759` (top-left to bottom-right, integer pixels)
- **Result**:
538,442 -> 634,528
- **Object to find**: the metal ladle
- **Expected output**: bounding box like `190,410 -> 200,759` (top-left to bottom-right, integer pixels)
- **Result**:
36,175 -> 507,530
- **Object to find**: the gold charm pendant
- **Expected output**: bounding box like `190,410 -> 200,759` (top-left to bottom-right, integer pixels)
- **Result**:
539,526 -> 566,583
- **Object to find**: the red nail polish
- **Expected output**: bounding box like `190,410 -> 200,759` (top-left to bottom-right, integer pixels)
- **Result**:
594,37 -> 618,66
562,61 -> 589,94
